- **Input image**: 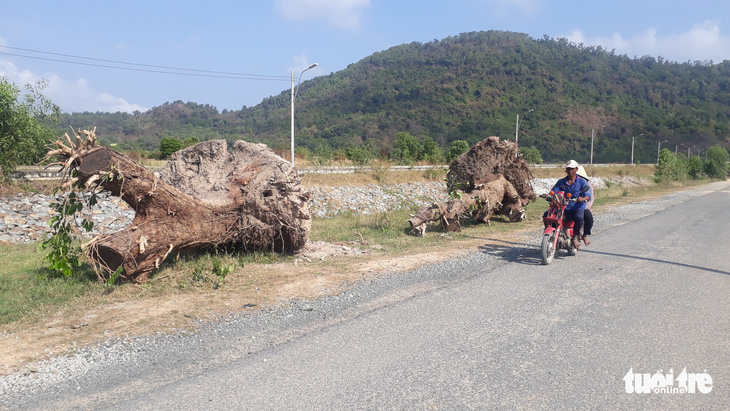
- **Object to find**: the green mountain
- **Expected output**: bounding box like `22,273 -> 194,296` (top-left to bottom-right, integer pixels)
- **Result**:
59,30 -> 730,164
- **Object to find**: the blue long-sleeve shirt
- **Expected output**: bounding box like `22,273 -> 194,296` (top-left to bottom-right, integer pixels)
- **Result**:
550,176 -> 592,211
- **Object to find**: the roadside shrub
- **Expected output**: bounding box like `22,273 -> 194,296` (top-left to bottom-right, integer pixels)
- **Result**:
345,144 -> 375,165
519,146 -> 543,164
448,140 -> 470,161
654,148 -> 687,182
311,144 -> 333,166
159,137 -> 184,159
391,132 -> 422,165
371,160 -> 392,183
687,156 -> 705,179
704,145 -> 729,180
421,138 -> 443,163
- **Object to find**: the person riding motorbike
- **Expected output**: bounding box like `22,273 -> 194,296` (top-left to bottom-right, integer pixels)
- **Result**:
576,165 -> 594,246
541,160 -> 591,249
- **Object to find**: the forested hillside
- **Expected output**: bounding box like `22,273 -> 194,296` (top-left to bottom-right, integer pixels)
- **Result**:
59,30 -> 730,164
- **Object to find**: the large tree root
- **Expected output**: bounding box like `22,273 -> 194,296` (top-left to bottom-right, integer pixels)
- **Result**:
45,130 -> 310,283
408,136 -> 534,237
408,175 -> 525,236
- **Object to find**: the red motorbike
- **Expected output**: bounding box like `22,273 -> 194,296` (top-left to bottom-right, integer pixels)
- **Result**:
541,190 -> 578,265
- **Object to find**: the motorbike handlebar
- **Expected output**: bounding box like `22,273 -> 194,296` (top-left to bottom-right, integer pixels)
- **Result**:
543,194 -> 577,204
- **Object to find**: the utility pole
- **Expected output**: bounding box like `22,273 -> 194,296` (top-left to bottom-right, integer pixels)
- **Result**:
631,133 -> 643,164
290,63 -> 318,167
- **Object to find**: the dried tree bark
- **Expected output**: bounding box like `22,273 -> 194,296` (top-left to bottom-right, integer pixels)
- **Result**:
408,136 -> 536,236
45,130 -> 310,283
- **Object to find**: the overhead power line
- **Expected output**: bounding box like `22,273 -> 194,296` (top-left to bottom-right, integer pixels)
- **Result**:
0,45 -> 290,81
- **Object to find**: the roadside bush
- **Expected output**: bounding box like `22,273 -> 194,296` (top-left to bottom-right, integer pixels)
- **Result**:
520,146 -> 543,164
391,132 -> 422,165
345,144 -> 375,165
159,137 -> 184,159
654,148 -> 687,182
704,145 -> 729,180
421,138 -> 443,163
687,156 -> 705,179
448,140 -> 470,161
311,144 -> 333,166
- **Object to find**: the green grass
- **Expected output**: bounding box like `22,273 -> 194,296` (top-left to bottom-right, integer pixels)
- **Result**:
0,243 -> 104,325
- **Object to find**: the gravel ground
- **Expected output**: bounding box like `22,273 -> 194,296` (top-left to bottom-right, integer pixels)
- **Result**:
0,181 -> 721,407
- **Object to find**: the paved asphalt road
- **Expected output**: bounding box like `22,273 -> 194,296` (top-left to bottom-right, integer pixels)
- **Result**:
8,183 -> 730,410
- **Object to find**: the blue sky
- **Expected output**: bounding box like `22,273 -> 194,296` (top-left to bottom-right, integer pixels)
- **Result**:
1,0 -> 729,114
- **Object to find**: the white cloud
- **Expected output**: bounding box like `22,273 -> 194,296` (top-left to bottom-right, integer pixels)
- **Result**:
0,59 -> 148,113
290,54 -> 318,73
275,0 -> 370,30
563,20 -> 730,63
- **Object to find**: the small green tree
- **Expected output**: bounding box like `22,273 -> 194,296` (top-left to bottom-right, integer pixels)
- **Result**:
182,136 -> 200,148
704,145 -> 729,180
520,146 -> 543,164
159,137 -> 184,159
687,156 -> 705,179
0,77 -> 60,178
654,148 -> 687,182
345,144 -> 375,165
311,143 -> 333,166
447,140 -> 470,161
420,137 -> 443,163
391,132 -> 422,165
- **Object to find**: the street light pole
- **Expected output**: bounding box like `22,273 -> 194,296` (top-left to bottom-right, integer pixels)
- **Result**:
590,125 -> 605,165
631,133 -> 643,164
590,129 -> 595,165
515,109 -> 533,144
657,139 -> 668,164
290,63 -> 318,167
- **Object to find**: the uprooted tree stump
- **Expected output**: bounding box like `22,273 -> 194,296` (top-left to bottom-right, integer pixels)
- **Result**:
408,136 -> 536,236
44,129 -> 310,283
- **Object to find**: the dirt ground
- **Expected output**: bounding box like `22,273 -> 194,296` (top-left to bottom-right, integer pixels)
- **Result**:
0,235 -> 494,376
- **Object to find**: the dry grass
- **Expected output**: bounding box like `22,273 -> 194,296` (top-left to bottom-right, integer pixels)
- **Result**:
302,165 -> 447,186
530,164 -> 656,179
139,159 -> 167,168
0,179 -> 59,196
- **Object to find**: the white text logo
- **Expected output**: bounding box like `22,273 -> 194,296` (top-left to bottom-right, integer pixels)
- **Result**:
623,368 -> 713,394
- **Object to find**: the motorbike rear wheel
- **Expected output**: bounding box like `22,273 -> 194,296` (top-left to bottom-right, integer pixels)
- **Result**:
541,233 -> 556,265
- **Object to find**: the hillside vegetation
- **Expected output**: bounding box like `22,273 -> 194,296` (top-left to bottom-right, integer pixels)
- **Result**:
58,30 -> 730,164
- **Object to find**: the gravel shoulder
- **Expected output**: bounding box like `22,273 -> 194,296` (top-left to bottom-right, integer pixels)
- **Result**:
0,180 -> 727,407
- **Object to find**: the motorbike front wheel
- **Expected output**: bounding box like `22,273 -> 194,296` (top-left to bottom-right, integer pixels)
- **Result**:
541,233 -> 556,265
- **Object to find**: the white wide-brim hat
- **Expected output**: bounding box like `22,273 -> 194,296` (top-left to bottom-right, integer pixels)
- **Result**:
576,165 -> 589,180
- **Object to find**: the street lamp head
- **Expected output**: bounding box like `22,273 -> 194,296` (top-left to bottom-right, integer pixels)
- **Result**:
307,63 -> 318,70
